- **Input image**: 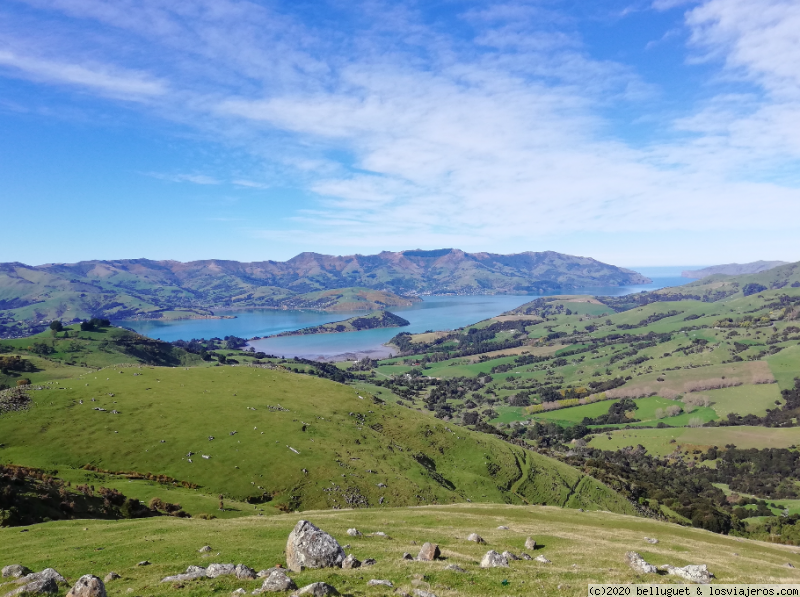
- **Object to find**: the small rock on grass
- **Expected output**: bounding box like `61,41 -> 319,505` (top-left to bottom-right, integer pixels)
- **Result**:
660,564 -> 714,584
413,590 -> 437,597
103,573 -> 120,583
444,565 -> 466,573
290,582 -> 339,596
521,553 -> 532,561
342,555 -> 361,570
502,551 -> 520,561
231,590 -> 246,596
534,555 -> 551,564
625,552 -> 657,575
254,568 -> 296,593
366,579 -> 393,587
466,533 -> 485,544
524,537 -> 536,550
66,575 -> 107,597
480,551 -> 508,568
199,546 -> 212,553
416,543 -> 440,562
644,537 -> 659,544
136,561 -> 150,567
402,553 -> 414,561
362,559 -> 377,567
2,566 -> 31,579
235,565 -> 257,580
496,526 -> 509,530
286,521 -> 345,573
346,529 -> 362,537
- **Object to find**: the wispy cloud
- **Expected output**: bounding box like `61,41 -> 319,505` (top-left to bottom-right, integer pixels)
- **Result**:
144,172 -> 220,185
0,49 -> 166,99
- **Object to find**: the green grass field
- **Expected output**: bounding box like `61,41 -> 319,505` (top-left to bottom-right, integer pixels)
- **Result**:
2,503 -> 799,597
704,383 -> 782,418
0,365 -> 633,517
588,426 -> 800,456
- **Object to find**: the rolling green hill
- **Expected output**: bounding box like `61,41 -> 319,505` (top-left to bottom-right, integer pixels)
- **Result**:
0,365 -> 635,522
3,503 -> 799,597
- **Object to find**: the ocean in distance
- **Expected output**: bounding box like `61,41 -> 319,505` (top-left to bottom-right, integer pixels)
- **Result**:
118,273 -> 689,360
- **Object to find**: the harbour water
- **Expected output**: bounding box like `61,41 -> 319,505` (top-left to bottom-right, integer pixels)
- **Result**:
118,274 -> 689,360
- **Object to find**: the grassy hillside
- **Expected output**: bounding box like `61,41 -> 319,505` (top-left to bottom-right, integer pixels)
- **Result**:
2,504 -> 798,597
0,365 -> 634,520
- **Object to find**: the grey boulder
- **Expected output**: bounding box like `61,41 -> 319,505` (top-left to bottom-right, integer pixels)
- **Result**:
534,555 -> 551,564
290,582 -> 338,596
286,521 -> 345,573
416,543 -> 440,562
3,578 -> 57,596
235,565 -> 257,580
502,551 -> 520,561
254,568 -> 296,593
2,566 -> 31,579
66,575 -> 107,597
207,564 -> 236,578
19,570 -> 66,585
625,552 -> 657,575
103,573 -> 120,583
521,553 -> 532,560
346,529 -> 362,537
524,537 -> 536,551
341,555 -> 361,570
466,533 -> 485,544
480,551 -> 508,568
661,564 -> 714,584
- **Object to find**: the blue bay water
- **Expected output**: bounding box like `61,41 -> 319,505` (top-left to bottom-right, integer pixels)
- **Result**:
117,275 -> 689,360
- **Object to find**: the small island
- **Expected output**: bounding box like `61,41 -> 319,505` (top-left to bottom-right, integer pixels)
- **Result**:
273,311 -> 411,337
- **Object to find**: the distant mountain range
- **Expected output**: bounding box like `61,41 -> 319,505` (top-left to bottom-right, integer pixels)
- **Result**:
0,249 -> 649,337
682,261 -> 789,279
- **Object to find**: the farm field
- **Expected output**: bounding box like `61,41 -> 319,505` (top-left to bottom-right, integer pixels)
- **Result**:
588,426 -> 800,456
2,503 -> 800,597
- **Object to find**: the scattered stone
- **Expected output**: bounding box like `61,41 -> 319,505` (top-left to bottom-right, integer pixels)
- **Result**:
625,552 -> 657,575
367,580 -> 392,587
413,590 -> 437,597
235,565 -> 257,580
2,566 -> 31,579
136,561 -> 150,567
362,559 -> 377,567
644,537 -> 659,544
232,590 -> 246,596
21,570 -> 66,584
521,553 -> 532,560
290,582 -> 338,596
370,532 -> 388,538
103,573 -> 120,583
534,555 -> 551,564
341,555 -> 361,570
199,546 -> 212,553
65,575 -> 107,597
787,563 -> 796,569
444,565 -> 466,573
524,537 -> 536,551
466,533 -> 485,544
660,564 -> 714,584
160,566 -> 207,583
286,520 -> 345,573
4,577 -> 57,596
416,543 -> 441,562
346,529 -> 362,537
480,551 -> 508,568
502,551 -> 520,561
402,553 -> 414,561
254,568 -> 296,593
496,526 -> 509,530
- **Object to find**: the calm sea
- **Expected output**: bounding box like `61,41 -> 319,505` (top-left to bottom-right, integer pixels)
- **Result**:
117,274 -> 689,360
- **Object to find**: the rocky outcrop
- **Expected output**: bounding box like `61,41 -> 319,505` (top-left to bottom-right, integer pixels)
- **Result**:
286,521 -> 345,573
65,575 -> 106,597
160,566 -> 207,583
416,543 -> 440,562
661,564 -> 714,584
255,569 -> 296,593
625,552 -> 657,575
480,551 -> 508,568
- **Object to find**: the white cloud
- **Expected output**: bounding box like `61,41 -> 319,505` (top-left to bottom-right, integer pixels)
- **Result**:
145,172 -> 220,185
0,49 -> 166,98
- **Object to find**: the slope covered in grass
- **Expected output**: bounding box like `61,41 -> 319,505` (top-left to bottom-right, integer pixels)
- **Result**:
2,503 -> 798,597
0,365 -> 633,517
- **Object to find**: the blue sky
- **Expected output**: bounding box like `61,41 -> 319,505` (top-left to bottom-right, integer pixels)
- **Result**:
1,0 -> 799,268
